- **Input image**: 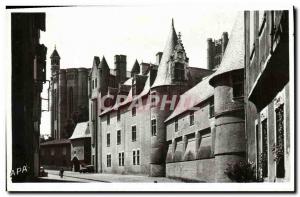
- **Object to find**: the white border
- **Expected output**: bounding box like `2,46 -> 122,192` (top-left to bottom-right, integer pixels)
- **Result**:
3,1 -> 295,192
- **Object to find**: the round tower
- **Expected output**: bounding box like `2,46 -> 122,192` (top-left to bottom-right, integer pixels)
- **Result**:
50,46 -> 60,139
150,19 -> 189,177
209,14 -> 246,182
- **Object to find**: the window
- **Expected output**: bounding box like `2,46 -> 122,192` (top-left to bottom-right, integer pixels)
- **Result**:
117,108 -> 120,121
62,147 -> 67,155
190,111 -> 194,126
275,105 -> 285,178
132,107 -> 136,116
133,150 -> 136,165
261,119 -> 268,178
107,113 -> 110,125
132,125 -> 137,142
232,73 -> 244,98
92,79 -> 94,89
122,152 -> 124,166
209,98 -> 215,118
175,118 -> 178,132
255,122 -> 259,177
107,133 -> 110,147
174,62 -> 185,81
137,150 -> 140,165
95,78 -> 97,88
107,154 -> 111,167
119,152 -> 124,166
117,130 -> 121,145
151,119 -> 157,136
132,78 -> 137,96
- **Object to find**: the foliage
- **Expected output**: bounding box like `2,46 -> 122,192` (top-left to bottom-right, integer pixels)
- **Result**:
224,160 -> 258,182
272,143 -> 284,162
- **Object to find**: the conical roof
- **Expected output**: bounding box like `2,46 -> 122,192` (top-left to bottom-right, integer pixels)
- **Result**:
209,12 -> 244,85
151,19 -> 178,88
99,56 -> 109,69
50,47 -> 60,59
131,59 -> 140,74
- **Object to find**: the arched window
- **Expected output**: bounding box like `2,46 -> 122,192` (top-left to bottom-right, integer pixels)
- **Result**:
174,62 -> 185,81
69,87 -> 73,115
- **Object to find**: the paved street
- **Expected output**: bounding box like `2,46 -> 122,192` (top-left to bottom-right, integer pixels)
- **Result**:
43,169 -> 183,183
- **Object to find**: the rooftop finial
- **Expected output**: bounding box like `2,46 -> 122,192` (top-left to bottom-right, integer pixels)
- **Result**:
172,18 -> 174,27
54,44 -> 56,50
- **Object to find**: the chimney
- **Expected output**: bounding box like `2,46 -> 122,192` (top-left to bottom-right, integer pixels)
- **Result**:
222,32 -> 229,55
156,52 -> 163,65
114,55 -> 127,84
207,38 -> 214,70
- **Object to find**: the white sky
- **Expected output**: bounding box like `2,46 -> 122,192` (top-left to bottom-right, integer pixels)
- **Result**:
39,6 -> 238,135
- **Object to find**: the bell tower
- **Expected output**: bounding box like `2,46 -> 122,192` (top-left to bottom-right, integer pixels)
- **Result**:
50,45 -> 60,75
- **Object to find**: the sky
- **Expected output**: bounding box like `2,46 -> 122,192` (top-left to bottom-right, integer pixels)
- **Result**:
39,6 -> 238,135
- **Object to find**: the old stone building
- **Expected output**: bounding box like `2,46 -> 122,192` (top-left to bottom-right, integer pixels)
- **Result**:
88,15 -> 249,182
11,13 -> 47,182
50,48 -> 90,139
244,11 -> 290,182
70,121 -> 91,171
40,48 -> 91,170
40,139 -> 72,170
207,32 -> 228,70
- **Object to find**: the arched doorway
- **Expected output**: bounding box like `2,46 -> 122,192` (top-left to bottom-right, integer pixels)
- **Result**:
72,156 -> 80,172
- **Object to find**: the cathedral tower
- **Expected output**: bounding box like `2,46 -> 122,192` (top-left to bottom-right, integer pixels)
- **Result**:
50,46 -> 61,139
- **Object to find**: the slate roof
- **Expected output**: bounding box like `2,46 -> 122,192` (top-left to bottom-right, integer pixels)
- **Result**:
131,59 -> 140,74
165,74 -> 214,122
100,72 -> 151,116
99,56 -> 109,69
50,48 -> 60,59
69,121 -> 91,140
40,139 -> 70,146
209,12 -> 244,85
165,12 -> 244,122
151,19 -> 178,88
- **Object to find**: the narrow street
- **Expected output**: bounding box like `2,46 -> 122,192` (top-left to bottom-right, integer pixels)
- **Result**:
40,169 -> 184,183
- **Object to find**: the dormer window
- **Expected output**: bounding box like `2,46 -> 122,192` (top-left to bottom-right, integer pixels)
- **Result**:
174,62 -> 185,81
177,51 -> 183,59
132,78 -> 137,96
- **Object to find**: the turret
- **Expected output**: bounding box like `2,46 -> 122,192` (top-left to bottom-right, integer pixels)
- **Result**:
209,14 -> 246,182
150,19 -> 189,177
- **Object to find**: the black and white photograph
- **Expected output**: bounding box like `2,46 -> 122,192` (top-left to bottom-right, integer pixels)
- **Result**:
4,1 -> 295,192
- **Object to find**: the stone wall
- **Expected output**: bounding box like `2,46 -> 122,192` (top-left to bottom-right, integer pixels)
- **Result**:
166,158 -> 215,182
